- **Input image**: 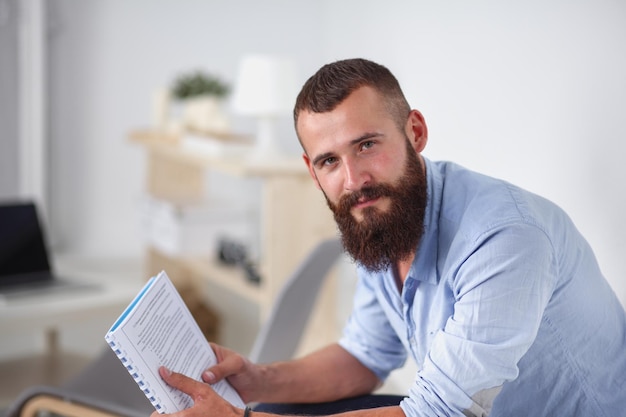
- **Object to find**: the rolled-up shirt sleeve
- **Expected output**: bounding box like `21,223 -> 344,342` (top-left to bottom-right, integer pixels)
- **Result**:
339,267 -> 408,381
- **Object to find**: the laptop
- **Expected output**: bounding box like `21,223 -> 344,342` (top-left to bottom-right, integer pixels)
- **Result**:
0,200 -> 97,300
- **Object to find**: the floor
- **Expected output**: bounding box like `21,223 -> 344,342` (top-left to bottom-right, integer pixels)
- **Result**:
0,352 -> 92,415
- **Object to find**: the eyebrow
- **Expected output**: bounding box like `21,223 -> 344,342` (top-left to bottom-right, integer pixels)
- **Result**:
312,132 -> 382,167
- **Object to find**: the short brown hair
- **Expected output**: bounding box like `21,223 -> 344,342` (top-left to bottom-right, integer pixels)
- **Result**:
294,58 -> 411,136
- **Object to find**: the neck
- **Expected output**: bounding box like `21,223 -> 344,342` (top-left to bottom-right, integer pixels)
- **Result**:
393,255 -> 415,291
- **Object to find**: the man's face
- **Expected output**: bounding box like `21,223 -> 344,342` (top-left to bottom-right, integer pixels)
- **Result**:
298,86 -> 429,271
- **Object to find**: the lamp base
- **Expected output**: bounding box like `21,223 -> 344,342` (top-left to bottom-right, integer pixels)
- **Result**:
253,116 -> 281,156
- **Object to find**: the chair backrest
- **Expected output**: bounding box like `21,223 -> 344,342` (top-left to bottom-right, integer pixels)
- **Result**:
61,346 -> 155,415
248,237 -> 344,364
4,351 -> 152,417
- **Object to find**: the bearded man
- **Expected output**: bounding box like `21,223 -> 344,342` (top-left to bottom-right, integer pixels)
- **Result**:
153,58 -> 626,417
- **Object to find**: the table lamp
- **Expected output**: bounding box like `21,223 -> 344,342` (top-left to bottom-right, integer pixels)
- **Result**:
232,55 -> 299,155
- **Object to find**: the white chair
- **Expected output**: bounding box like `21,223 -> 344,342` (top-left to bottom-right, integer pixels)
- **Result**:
5,237 -> 344,417
248,237 -> 344,363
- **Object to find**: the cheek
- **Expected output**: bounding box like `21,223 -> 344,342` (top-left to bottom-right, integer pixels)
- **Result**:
317,173 -> 344,205
379,149 -> 408,182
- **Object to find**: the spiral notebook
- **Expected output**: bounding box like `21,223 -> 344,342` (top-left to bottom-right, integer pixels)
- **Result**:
104,270 -> 244,413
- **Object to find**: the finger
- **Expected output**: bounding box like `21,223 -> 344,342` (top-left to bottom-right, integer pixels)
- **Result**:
202,355 -> 242,384
159,366 -> 208,398
202,368 -> 217,383
202,353 -> 235,383
204,342 -> 231,382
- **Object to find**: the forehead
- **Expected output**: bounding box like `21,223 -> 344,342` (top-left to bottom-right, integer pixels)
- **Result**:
297,86 -> 393,154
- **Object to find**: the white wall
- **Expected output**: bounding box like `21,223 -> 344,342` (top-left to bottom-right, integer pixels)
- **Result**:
0,0 -> 20,198
45,0 -> 624,309
46,0 -> 325,256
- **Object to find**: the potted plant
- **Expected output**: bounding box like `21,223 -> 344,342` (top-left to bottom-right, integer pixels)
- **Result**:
171,70 -> 231,134
172,71 -> 230,99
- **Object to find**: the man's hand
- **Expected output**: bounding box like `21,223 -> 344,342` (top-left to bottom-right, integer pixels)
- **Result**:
201,343 -> 264,403
202,343 -> 381,405
149,366 -> 242,417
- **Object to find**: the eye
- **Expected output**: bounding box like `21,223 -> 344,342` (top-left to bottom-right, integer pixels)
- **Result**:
319,156 -> 338,168
360,140 -> 375,151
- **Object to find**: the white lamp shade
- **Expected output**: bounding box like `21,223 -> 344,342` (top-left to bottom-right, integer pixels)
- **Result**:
232,55 -> 299,116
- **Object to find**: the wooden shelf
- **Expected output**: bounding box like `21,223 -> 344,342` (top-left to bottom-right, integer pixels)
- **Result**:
184,256 -> 263,304
129,129 -> 308,177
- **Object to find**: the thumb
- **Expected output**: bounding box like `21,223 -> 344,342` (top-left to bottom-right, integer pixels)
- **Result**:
201,344 -> 249,384
202,366 -> 221,384
201,355 -> 243,383
202,368 -> 216,383
201,357 -> 231,383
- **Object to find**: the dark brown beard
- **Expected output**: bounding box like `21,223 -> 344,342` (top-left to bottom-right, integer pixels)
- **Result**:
325,140 -> 427,272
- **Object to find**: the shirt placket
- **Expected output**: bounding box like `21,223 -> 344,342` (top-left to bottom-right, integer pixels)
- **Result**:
402,278 -> 420,360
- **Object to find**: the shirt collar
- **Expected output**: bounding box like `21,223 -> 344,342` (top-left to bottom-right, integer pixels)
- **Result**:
406,157 -> 441,285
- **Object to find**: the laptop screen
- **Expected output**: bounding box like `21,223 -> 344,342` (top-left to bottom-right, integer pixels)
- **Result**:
0,201 -> 52,287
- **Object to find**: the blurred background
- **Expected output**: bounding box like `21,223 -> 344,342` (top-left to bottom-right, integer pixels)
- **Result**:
1,0 -> 625,408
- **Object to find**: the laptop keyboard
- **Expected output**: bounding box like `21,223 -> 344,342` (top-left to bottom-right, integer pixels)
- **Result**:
0,279 -> 99,301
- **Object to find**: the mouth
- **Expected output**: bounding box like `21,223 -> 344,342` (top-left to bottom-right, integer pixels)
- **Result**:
350,196 -> 390,222
353,196 -> 381,210
333,185 -> 390,220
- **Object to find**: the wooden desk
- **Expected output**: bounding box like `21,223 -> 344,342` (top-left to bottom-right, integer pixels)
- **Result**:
0,256 -> 142,345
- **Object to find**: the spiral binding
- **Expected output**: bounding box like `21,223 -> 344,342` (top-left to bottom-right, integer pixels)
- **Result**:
106,338 -> 163,412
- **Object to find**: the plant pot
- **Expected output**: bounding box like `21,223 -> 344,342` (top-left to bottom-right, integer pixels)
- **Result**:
182,95 -> 230,134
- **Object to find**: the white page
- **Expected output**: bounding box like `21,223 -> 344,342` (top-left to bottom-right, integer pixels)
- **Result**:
105,271 -> 244,413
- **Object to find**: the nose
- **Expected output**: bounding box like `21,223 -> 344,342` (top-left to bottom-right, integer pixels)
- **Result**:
343,158 -> 371,191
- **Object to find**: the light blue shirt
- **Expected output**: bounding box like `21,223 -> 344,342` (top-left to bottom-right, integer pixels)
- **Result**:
339,158 -> 626,417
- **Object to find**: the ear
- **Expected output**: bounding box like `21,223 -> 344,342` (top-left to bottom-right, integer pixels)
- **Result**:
302,153 -> 322,190
405,109 -> 428,153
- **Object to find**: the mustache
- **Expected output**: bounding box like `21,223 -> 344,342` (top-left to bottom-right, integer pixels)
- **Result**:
338,184 -> 394,211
